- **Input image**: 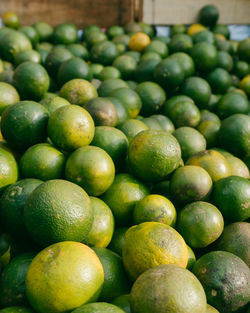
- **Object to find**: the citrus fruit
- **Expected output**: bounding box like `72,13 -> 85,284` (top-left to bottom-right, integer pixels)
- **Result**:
33,22 -> 53,41
20,143 -> 66,180
124,22 -> 142,34
142,117 -> 162,130
123,222 -> 188,280
140,51 -> 161,62
170,24 -> 187,36
0,82 -> 19,115
82,25 -> 101,40
57,57 -> 91,86
170,165 -> 212,205
215,222 -> 250,267
200,109 -> 220,124
0,179 -> 42,238
217,51 -> 233,72
222,153 -> 249,178
133,194 -> 176,227
85,197 -> 114,248
65,146 -> 115,196
191,42 -> 218,72
150,114 -> 175,133
181,76 -> 211,109
0,30 -> 32,62
107,25 -> 124,39
14,50 -> 41,66
212,24 -> 230,39
102,173 -> 149,226
112,295 -> 130,313
92,247 -> 131,301
238,38 -> 250,62
234,60 -> 249,78
2,12 -> 19,29
52,23 -> 78,44
206,304 -> 219,313
108,227 -> 128,256
197,121 -> 220,148
98,66 -> 121,81
67,44 -> 89,60
134,59 -> 160,83
40,93 -> 70,114
186,150 -> 231,182
24,180 -> 92,246
144,40 -> 168,58
118,119 -> 148,142
193,251 -> 250,313
59,79 -> 98,106
187,245 -> 196,270
173,127 -> 206,161
48,104 -> 95,151
110,87 -> 142,118
129,32 -> 150,52
198,5 -> 219,27
0,253 -> 35,307
135,81 -> 166,116
212,175 -> 250,222
107,97 -> 129,126
113,55 -> 137,80
219,114 -> 250,158
168,34 -> 193,54
162,94 -> 194,115
112,34 -> 130,46
98,78 -> 128,97
164,100 -> 201,128
13,62 -> 49,100
154,57 -> 184,89
26,241 -> 104,313
1,101 -> 49,150
44,48 -> 73,77
207,68 -> 232,94
91,41 -> 119,65
91,126 -> 128,165
128,130 -> 181,182
170,52 -> 195,78
71,302 -> 126,313
85,97 -> 118,126
240,74 -> 250,96
192,30 -> 215,45
178,201 -> 224,248
130,264 -> 207,313
188,24 -> 207,36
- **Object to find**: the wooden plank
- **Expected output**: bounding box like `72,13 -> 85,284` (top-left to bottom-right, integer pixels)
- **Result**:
0,0 -> 135,28
142,0 -> 250,25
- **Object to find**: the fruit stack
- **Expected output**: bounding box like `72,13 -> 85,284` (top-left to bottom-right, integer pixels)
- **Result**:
0,5 -> 249,313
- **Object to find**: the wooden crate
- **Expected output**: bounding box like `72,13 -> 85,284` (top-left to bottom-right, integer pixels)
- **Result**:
140,0 -> 250,25
0,0 -> 135,28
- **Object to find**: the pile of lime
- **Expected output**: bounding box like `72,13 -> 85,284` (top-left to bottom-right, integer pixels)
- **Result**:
0,5 -> 249,313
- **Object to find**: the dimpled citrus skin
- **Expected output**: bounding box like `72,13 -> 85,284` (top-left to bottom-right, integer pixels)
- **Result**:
122,222 -> 188,281
65,146 -> 115,196
59,79 -> 98,106
186,150 -> 231,182
130,264 -> 207,313
102,173 -> 149,226
25,241 -> 104,313
128,130 -> 181,182
0,147 -> 18,192
23,179 -> 93,247
85,197 -> 115,248
47,105 -> 95,151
